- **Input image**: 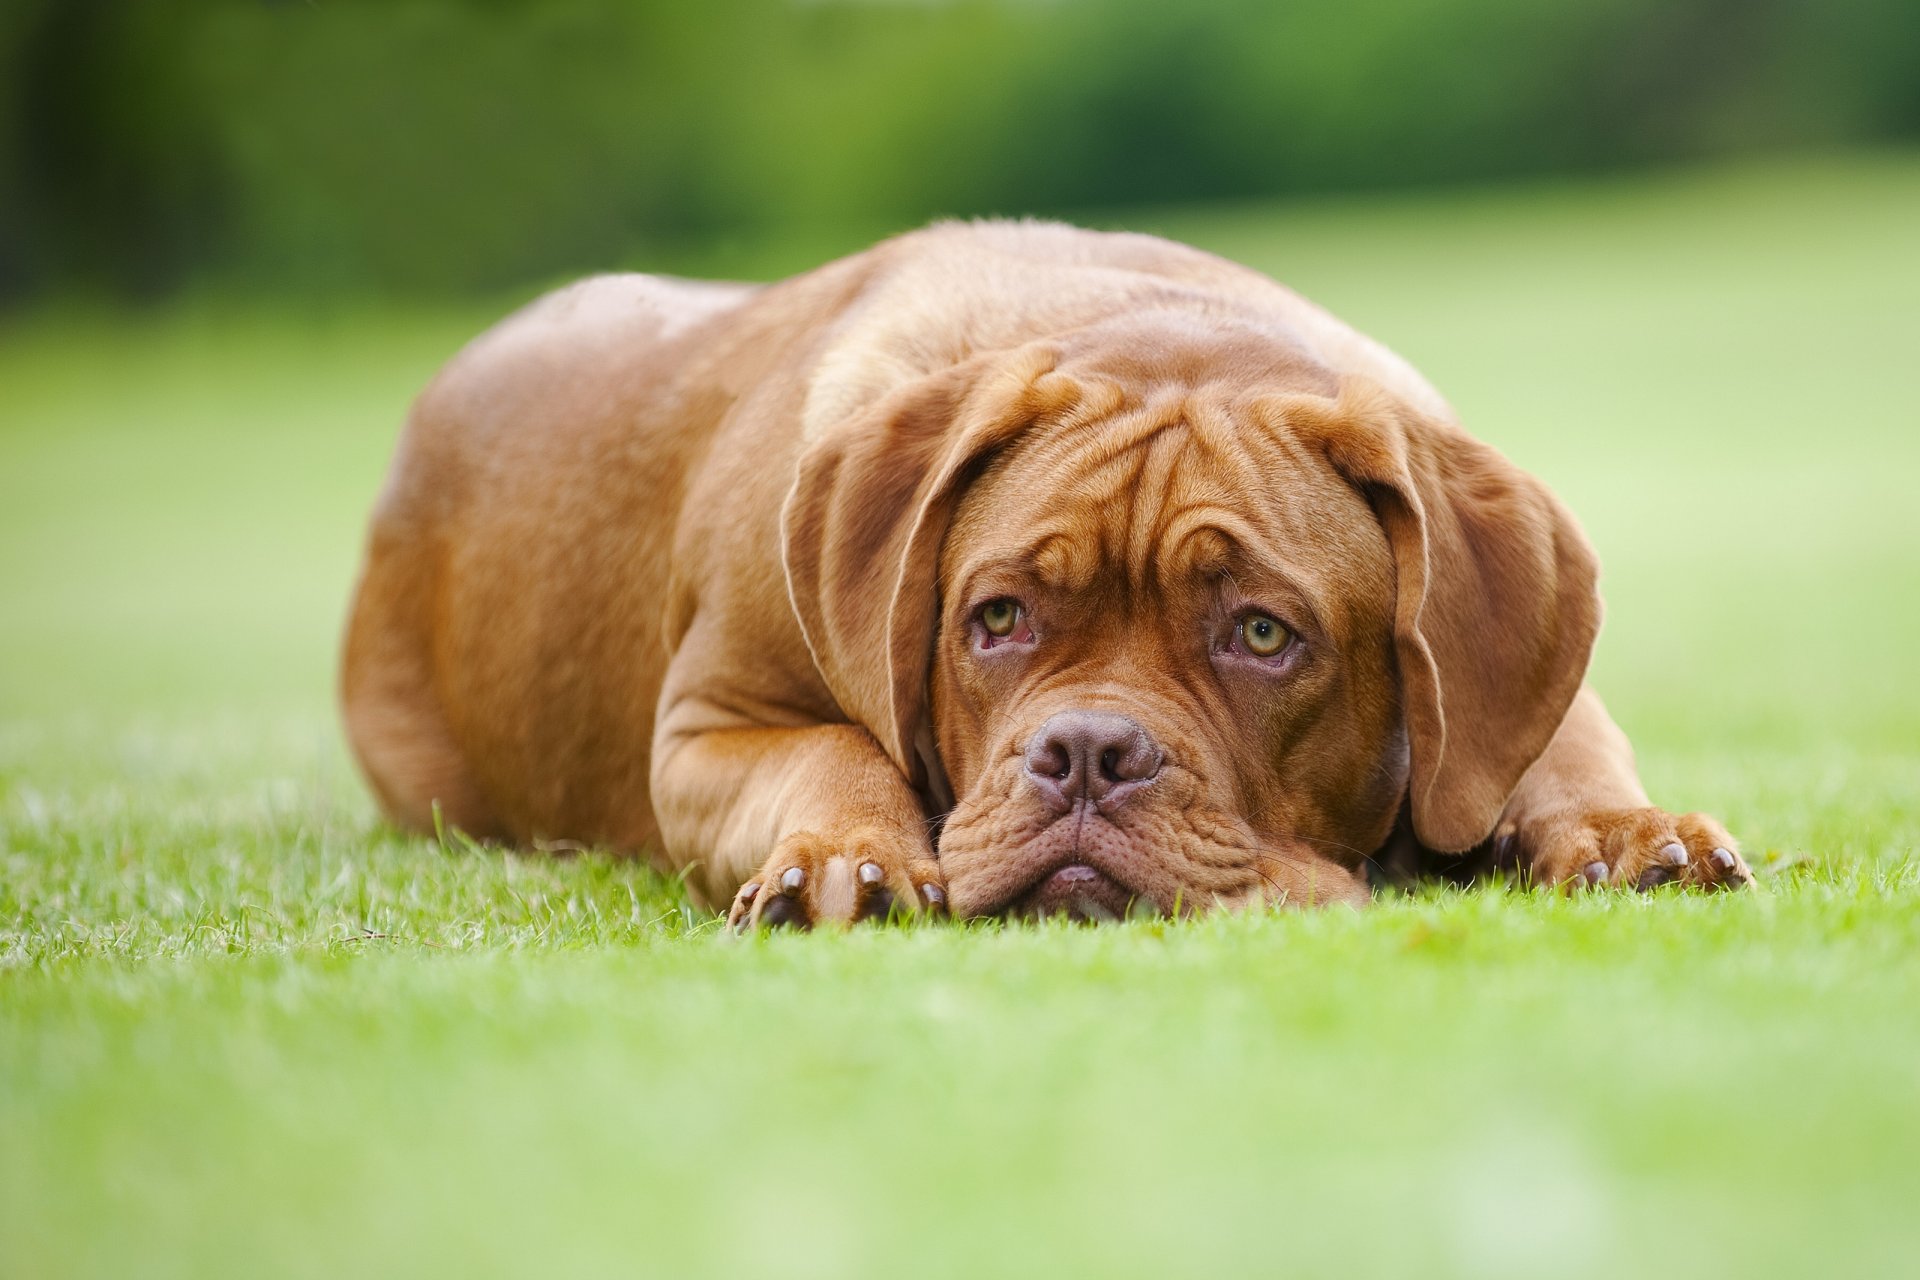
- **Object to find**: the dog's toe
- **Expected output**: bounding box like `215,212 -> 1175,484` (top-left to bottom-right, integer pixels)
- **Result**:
1634,863 -> 1680,891
725,881 -> 762,932
758,892 -> 808,929
1675,813 -> 1754,891
1631,840 -> 1690,890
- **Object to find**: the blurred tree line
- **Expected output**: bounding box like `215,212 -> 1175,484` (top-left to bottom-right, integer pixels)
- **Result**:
3,0 -> 1916,302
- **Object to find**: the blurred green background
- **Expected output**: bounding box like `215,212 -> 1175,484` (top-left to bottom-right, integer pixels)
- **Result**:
6,5 -> 1920,1279
5,0 -> 1919,301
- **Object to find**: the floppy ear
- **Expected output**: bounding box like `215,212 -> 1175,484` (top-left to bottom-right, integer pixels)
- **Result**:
781,344 -> 1084,798
1288,380 -> 1602,852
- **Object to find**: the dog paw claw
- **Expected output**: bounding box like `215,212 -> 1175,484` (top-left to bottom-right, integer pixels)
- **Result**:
1635,863 -> 1678,891
758,893 -> 806,929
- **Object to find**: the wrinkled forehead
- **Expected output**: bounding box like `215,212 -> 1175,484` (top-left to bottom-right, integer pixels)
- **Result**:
942,394 -> 1394,627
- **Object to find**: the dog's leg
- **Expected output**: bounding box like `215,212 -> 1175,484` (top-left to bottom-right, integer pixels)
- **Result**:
651,723 -> 945,930
1491,687 -> 1754,891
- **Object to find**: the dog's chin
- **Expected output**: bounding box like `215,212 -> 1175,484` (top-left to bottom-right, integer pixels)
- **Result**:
1007,863 -> 1140,922
958,806 -> 1170,921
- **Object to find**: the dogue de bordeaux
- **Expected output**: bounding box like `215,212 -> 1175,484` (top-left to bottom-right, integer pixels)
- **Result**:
342,221 -> 1753,927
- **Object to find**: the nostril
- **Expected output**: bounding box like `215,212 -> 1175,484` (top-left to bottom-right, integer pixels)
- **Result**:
1024,732 -> 1074,783
1022,732 -> 1078,815
1103,730 -> 1161,785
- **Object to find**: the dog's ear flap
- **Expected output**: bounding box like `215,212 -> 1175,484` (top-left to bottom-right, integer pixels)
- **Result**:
1287,380 -> 1602,852
782,345 -> 1083,797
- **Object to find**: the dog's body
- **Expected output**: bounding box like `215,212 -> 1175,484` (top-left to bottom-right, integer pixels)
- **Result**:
343,222 -> 1750,923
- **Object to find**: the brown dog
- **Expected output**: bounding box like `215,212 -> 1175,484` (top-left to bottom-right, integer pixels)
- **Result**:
342,221 -> 1753,926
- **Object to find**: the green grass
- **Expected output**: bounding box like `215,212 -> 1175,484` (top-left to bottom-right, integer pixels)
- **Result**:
4,151 -> 1919,1278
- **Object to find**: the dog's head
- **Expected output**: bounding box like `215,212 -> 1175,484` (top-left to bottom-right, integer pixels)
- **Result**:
784,312 -> 1599,917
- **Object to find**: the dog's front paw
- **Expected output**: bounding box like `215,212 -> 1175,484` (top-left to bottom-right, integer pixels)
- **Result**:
727,827 -> 946,932
1503,807 -> 1755,893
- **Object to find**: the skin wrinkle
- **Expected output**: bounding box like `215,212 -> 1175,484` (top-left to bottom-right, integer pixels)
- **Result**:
1122,425 -> 1184,594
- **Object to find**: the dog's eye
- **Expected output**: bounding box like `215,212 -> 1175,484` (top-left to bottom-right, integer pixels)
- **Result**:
981,598 -> 1022,637
1239,612 -> 1291,657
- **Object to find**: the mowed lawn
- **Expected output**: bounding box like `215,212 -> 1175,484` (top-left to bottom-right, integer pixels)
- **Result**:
3,153 -> 1919,1279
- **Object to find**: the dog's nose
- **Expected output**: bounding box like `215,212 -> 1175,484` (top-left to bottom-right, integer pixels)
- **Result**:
1023,711 -> 1162,812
